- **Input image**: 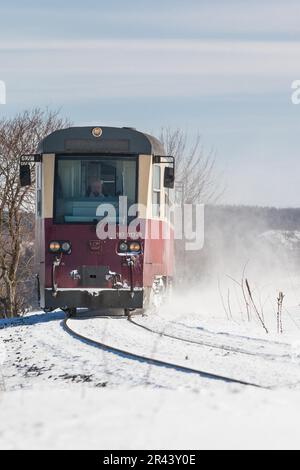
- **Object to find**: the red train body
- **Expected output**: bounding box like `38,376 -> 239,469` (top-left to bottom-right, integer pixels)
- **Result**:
24,127 -> 175,314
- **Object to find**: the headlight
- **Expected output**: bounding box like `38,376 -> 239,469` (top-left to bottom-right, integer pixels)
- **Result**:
118,241 -> 128,252
49,241 -> 61,253
49,240 -> 72,254
117,240 -> 142,255
61,241 -> 72,253
129,241 -> 141,253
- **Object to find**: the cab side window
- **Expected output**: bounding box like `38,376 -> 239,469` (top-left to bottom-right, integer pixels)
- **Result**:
36,163 -> 42,217
152,165 -> 161,217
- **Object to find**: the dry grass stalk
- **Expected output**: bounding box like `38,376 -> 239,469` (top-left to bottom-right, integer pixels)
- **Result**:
245,279 -> 269,334
227,288 -> 233,320
218,278 -> 230,321
226,274 -> 251,322
277,292 -> 284,334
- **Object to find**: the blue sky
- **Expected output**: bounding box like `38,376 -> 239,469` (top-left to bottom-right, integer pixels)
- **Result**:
1,0 -> 300,206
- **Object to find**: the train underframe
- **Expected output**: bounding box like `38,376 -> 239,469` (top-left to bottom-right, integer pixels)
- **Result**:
41,274 -> 172,317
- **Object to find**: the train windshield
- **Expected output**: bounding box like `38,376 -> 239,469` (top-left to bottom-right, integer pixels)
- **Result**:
54,155 -> 137,223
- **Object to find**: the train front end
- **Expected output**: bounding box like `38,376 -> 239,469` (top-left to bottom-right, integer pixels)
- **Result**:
23,127 -> 175,315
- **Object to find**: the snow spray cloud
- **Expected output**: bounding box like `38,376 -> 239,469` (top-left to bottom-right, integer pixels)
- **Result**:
0,81 -> 6,104
163,206 -> 300,328
201,206 -> 300,284
95,197 -> 205,252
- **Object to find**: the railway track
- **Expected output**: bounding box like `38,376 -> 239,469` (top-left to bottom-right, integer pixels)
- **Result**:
170,316 -> 291,347
128,317 -> 290,361
62,316 -> 267,389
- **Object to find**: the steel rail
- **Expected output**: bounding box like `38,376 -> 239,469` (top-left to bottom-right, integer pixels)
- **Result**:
128,317 -> 289,361
63,317 -> 266,389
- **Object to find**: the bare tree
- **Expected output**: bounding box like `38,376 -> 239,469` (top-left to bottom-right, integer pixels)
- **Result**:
160,128 -> 223,204
0,108 -> 70,318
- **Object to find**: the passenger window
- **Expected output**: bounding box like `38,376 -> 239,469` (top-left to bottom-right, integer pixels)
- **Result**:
37,189 -> 42,217
152,165 -> 161,217
165,177 -> 175,222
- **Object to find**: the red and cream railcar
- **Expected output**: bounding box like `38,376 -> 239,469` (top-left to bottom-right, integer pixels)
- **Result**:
20,127 -> 175,315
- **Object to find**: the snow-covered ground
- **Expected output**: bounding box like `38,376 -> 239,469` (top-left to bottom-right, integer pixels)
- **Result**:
1,278 -> 300,449
2,386 -> 300,450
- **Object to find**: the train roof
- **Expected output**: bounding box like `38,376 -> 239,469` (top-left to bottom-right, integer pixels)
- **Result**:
37,126 -> 166,156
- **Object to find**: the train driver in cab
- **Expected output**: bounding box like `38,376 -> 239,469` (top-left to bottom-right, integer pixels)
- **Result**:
87,178 -> 105,198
